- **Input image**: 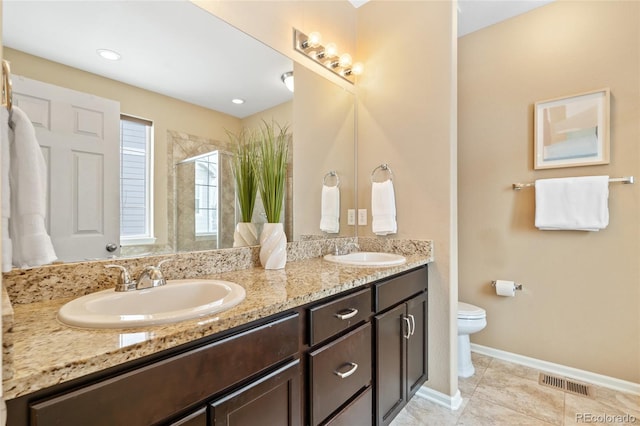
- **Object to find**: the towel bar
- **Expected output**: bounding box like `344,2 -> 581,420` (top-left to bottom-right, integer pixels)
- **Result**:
512,176 -> 634,191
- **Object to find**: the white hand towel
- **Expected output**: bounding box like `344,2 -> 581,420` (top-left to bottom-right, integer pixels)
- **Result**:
372,180 -> 397,236
320,185 -> 340,234
1,108 -> 12,272
8,106 -> 57,268
535,176 -> 609,231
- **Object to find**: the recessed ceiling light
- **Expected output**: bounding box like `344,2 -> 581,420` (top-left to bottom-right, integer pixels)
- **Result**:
231,98 -> 245,104
97,49 -> 121,61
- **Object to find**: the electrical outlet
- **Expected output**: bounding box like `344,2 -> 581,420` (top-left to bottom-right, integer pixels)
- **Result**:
358,209 -> 367,226
347,209 -> 356,225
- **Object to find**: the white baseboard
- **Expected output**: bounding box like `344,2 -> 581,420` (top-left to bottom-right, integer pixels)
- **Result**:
471,343 -> 640,396
415,387 -> 463,411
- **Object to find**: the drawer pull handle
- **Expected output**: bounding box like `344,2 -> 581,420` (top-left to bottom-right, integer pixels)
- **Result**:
408,314 -> 416,336
404,317 -> 411,339
334,308 -> 359,320
334,362 -> 359,379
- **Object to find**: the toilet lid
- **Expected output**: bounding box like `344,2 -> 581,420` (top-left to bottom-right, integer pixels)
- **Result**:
458,302 -> 486,319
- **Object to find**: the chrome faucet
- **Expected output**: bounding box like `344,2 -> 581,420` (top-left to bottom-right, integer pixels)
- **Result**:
105,260 -> 169,292
136,265 -> 166,289
105,264 -> 136,292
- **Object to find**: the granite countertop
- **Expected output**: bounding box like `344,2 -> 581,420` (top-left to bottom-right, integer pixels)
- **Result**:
3,254 -> 431,400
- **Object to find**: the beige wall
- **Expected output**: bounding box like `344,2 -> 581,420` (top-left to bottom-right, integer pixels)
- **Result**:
293,63 -> 355,239
459,1 -> 640,383
3,48 -> 242,248
357,1 -> 458,396
241,100 -> 292,130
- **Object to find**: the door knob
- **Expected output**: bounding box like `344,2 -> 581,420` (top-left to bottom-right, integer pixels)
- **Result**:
105,243 -> 119,252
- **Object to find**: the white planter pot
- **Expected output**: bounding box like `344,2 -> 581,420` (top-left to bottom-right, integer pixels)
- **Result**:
259,223 -> 287,269
233,222 -> 259,247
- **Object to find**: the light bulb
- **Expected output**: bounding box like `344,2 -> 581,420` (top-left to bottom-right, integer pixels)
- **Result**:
338,53 -> 352,68
325,43 -> 338,58
307,31 -> 322,48
351,62 -> 364,75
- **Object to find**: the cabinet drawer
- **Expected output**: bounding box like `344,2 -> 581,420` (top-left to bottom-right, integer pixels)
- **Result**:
325,386 -> 372,426
309,288 -> 371,346
309,323 -> 372,426
374,267 -> 427,312
30,314 -> 300,426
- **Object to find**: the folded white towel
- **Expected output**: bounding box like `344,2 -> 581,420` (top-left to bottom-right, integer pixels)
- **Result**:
1,108 -> 12,272
8,106 -> 57,268
372,180 -> 397,236
320,185 -> 340,234
535,176 -> 609,231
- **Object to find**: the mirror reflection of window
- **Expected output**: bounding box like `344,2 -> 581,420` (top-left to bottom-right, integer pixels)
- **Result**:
195,152 -> 219,237
120,115 -> 155,245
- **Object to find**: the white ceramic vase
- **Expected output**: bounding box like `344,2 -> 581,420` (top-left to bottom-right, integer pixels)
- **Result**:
233,222 -> 258,247
259,223 -> 287,269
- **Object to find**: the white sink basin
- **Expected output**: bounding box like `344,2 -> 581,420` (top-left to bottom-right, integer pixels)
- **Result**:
323,252 -> 407,267
58,279 -> 246,329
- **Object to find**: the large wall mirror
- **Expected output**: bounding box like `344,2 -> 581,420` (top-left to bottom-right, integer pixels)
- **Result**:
2,1 -> 355,263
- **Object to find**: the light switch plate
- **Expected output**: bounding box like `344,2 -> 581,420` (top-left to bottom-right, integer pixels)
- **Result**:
347,209 -> 356,225
358,209 -> 367,226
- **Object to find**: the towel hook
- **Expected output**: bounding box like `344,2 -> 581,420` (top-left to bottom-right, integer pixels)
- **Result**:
371,163 -> 393,183
323,171 -> 340,187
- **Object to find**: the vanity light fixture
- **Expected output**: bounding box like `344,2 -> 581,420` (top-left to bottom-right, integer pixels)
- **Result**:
281,71 -> 294,92
293,29 -> 363,83
231,98 -> 245,105
96,49 -> 121,61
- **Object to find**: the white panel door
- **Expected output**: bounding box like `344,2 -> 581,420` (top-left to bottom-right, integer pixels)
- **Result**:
12,75 -> 120,261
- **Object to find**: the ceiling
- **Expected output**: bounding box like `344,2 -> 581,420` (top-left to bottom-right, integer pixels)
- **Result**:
2,0 -> 294,119
457,0 -> 555,37
3,1 -> 554,118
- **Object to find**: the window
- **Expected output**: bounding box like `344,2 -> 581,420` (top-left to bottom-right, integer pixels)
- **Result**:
194,151 -> 218,236
120,115 -> 154,245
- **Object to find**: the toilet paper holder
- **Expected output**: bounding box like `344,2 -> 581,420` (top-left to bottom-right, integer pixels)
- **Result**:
491,280 -> 523,291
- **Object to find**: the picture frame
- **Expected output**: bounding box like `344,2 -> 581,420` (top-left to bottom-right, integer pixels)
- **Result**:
534,88 -> 610,169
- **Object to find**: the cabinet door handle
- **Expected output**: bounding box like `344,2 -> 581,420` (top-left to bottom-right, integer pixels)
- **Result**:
408,314 -> 416,336
334,362 -> 359,379
403,317 -> 411,339
334,308 -> 358,320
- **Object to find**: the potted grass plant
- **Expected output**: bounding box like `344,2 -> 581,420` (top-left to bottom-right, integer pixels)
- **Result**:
255,120 -> 289,269
229,128 -> 259,247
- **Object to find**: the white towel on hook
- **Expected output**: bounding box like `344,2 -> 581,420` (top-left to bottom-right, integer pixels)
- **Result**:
534,176 -> 609,231
320,185 -> 340,233
8,106 -> 57,268
1,108 -> 12,272
372,179 -> 397,235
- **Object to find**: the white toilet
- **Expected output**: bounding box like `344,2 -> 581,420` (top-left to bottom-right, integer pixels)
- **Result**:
457,301 -> 487,378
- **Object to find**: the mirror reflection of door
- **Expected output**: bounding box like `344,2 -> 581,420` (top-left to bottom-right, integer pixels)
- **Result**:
12,75 -> 120,261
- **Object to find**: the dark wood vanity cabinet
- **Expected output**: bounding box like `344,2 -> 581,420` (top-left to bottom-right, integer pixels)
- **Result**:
209,359 -> 301,426
305,266 -> 428,426
13,313 -> 301,426
374,269 -> 428,426
7,265 -> 428,426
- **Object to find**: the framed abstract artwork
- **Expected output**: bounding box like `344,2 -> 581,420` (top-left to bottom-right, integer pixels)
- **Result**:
534,88 -> 610,169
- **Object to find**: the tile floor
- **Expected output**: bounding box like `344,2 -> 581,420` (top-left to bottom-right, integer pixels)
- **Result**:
390,352 -> 640,425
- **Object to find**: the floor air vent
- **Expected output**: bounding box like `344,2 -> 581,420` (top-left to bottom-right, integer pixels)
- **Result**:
539,373 -> 592,397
